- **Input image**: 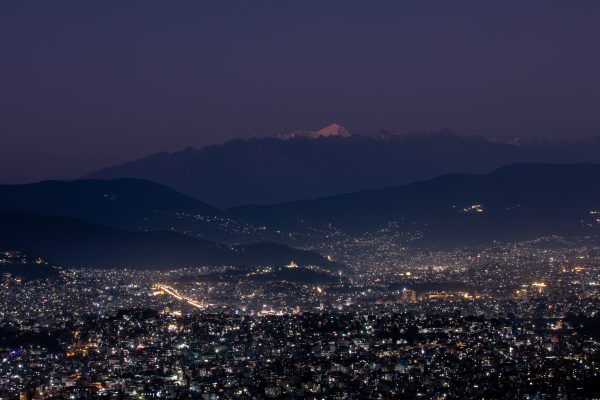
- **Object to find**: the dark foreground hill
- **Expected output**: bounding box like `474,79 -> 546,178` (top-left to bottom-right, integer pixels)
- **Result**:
229,163 -> 600,246
0,178 -> 220,231
0,263 -> 60,281
0,211 -> 336,269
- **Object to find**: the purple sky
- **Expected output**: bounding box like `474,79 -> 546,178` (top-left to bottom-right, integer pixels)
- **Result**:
2,1 -> 600,183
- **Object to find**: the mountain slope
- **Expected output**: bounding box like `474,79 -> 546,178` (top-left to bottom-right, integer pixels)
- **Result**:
0,211 -> 335,269
229,163 -> 600,246
0,178 -> 220,231
85,131 -> 600,207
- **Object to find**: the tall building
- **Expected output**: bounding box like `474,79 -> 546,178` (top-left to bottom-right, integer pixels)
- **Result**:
402,288 -> 417,303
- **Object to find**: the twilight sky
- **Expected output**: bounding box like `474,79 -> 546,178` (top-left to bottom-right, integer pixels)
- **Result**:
2,1 -> 600,183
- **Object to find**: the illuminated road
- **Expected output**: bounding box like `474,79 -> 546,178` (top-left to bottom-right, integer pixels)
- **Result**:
156,284 -> 205,309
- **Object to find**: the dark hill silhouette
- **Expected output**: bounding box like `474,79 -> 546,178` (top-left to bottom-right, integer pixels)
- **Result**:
0,211 -> 336,269
229,163 -> 600,246
0,262 -> 59,281
4,163 -> 599,247
0,178 -> 220,231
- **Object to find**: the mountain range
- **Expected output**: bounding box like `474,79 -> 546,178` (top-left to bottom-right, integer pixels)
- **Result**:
2,163 -> 600,250
85,127 -> 600,206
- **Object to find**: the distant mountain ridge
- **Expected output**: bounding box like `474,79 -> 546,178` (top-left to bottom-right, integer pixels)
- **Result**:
85,130 -> 600,207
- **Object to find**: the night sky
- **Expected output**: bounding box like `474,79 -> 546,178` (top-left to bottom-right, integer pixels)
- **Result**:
2,1 -> 600,183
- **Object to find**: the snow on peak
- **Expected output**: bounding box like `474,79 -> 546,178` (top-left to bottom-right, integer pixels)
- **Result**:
278,123 -> 351,140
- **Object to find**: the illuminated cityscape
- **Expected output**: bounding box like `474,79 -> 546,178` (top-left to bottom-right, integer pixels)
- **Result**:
2,234 -> 599,398
3,2 -> 600,399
